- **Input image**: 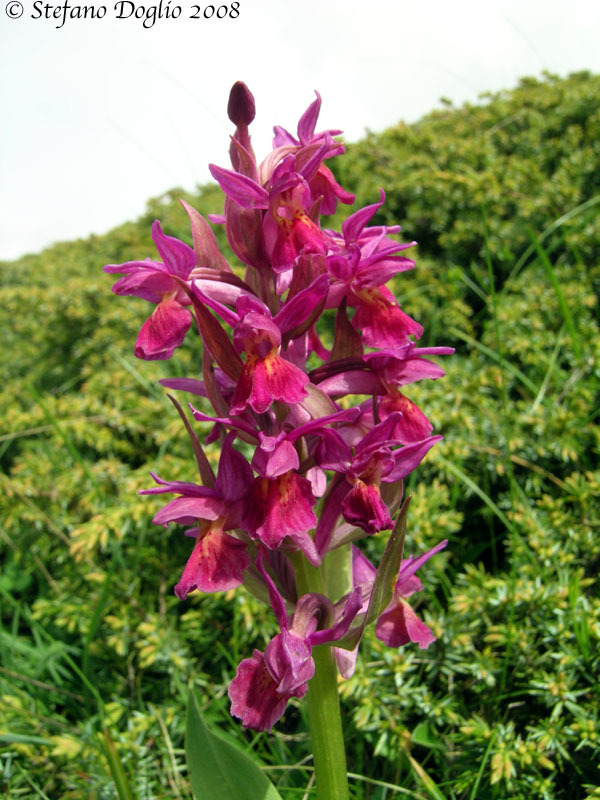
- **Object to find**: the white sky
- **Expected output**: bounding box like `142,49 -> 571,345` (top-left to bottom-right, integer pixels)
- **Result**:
1,0 -> 599,260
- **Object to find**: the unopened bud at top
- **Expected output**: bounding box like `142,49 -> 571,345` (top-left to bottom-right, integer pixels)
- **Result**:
228,82 -> 256,127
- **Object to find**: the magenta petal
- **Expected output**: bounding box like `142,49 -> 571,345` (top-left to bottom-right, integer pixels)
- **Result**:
209,164 -> 269,209
104,259 -> 158,274
194,277 -> 249,309
315,428 -> 352,472
151,220 -> 196,278
134,297 -> 192,361
317,371 -> 380,398
158,378 -> 207,397
152,495 -> 225,527
295,138 -> 334,183
214,433 -> 253,505
356,255 -> 416,287
232,353 -> 308,415
375,600 -> 436,649
352,546 -> 377,592
273,273 -> 330,334
174,528 -> 249,598
243,473 -> 317,550
252,436 -> 299,479
385,436 -> 442,482
141,473 -> 216,497
264,630 -> 315,693
309,165 -> 355,215
306,466 -> 327,498
272,125 -> 297,148
342,481 -> 393,534
354,412 -> 402,455
364,350 -> 448,386
110,267 -> 175,303
191,282 -> 240,327
308,587 -> 362,646
334,645 -> 359,679
352,290 -> 424,349
342,189 -> 385,244
297,91 -> 321,144
395,573 -> 424,598
396,539 -> 448,588
229,650 -> 306,731
380,393 -> 433,443
390,358 -> 446,385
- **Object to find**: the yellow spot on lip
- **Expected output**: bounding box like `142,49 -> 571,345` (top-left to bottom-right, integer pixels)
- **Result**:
263,350 -> 279,376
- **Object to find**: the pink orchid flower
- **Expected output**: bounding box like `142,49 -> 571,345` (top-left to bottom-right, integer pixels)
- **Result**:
103,220 -> 196,360
315,414 -> 442,544
140,434 -> 253,598
358,540 -> 448,648
229,553 -> 362,730
271,90 -> 354,214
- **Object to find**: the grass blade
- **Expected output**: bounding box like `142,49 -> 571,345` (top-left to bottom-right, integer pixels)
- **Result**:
407,754 -> 447,800
528,229 -> 582,360
439,456 -> 514,534
447,326 -> 538,396
103,729 -> 135,800
505,194 -> 600,286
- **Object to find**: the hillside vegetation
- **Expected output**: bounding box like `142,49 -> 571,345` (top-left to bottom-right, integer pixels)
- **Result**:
1,71 -> 599,800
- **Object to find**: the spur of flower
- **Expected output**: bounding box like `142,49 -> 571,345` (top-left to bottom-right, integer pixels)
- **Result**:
104,80 -> 452,733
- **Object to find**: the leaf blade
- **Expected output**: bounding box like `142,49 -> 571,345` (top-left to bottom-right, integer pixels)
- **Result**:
186,691 -> 283,800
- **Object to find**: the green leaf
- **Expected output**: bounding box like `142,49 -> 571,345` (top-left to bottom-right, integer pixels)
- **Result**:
366,496 -> 410,624
0,733 -> 51,746
333,496 -> 411,652
186,690 -> 283,800
407,754 -> 446,800
103,729 -> 135,800
323,542 -> 353,604
411,721 -> 444,750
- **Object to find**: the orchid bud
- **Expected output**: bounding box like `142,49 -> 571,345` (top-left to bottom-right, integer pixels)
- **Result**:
227,81 -> 256,127
228,82 -> 256,174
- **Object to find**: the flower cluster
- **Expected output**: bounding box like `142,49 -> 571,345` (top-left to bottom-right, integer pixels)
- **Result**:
104,83 -> 451,731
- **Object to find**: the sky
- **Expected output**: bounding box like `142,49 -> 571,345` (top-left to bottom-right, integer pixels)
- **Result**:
1,0 -> 599,261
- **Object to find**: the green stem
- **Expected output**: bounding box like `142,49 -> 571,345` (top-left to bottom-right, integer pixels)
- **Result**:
292,555 -> 350,800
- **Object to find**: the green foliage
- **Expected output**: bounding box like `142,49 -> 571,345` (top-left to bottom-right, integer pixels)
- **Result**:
1,71 -> 599,799
186,690 -> 283,800
334,71 -> 600,285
